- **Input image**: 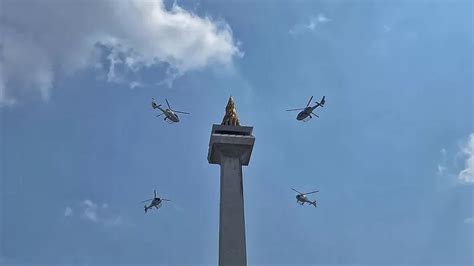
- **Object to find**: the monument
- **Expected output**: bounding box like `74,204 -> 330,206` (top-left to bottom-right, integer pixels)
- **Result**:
208,96 -> 255,266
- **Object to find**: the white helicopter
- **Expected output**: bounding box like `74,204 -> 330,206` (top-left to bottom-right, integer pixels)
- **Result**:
151,98 -> 190,123
292,188 -> 318,207
141,190 -> 171,213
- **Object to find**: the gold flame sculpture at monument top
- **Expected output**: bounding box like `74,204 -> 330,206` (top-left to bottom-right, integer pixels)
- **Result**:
221,96 -> 240,126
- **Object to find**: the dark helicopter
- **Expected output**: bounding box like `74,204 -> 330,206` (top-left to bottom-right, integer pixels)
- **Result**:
292,188 -> 318,207
141,190 -> 171,213
151,98 -> 190,123
286,96 -> 325,121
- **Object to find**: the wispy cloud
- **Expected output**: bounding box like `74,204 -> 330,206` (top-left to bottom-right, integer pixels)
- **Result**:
64,206 -> 73,217
464,217 -> 474,224
81,199 -> 99,222
129,81 -> 144,89
437,148 -> 448,176
458,134 -> 474,183
440,148 -> 447,156
289,14 -> 330,35
64,199 -> 129,226
437,165 -> 446,175
437,134 -> 474,185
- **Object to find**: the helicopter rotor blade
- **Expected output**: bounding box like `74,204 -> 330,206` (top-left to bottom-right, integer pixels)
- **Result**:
161,199 -> 171,201
303,190 -> 319,195
165,99 -> 171,109
311,112 -> 319,118
291,188 -> 303,194
174,110 -> 190,114
286,108 -> 305,111
140,198 -> 153,203
154,190 -> 157,198
306,96 -> 314,107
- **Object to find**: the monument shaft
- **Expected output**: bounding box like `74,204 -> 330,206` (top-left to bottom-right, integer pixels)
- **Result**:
219,155 -> 246,266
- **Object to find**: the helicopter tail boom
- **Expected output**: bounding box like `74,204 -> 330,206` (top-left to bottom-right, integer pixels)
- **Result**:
151,98 -> 161,109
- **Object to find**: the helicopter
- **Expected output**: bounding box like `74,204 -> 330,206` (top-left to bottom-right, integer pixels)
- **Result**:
286,96 -> 326,121
151,98 -> 190,123
141,189 -> 171,213
292,188 -> 318,207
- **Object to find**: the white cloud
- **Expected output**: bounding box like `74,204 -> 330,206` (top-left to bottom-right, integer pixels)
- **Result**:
75,199 -> 127,226
289,14 -> 330,35
459,134 -> 474,183
436,135 -> 474,185
83,210 -> 98,222
64,207 -> 73,217
437,165 -> 446,175
315,14 -> 330,24
437,148 -> 447,175
81,199 -> 99,222
0,0 -> 241,106
129,81 -> 144,89
440,148 -> 447,156
82,199 -> 97,208
104,216 -> 125,227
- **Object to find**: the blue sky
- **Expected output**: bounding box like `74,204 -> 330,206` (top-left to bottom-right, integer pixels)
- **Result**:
1,0 -> 473,265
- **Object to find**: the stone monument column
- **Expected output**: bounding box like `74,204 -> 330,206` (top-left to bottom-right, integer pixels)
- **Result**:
208,97 -> 255,266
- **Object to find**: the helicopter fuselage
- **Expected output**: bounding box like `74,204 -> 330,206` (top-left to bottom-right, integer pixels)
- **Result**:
296,194 -> 316,207
143,190 -> 170,213
145,198 -> 163,211
157,106 -> 180,123
296,194 -> 307,202
296,107 -> 313,120
296,105 -> 320,121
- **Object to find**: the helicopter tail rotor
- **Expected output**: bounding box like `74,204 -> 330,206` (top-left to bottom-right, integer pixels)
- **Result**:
151,98 -> 161,109
315,96 -> 325,107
